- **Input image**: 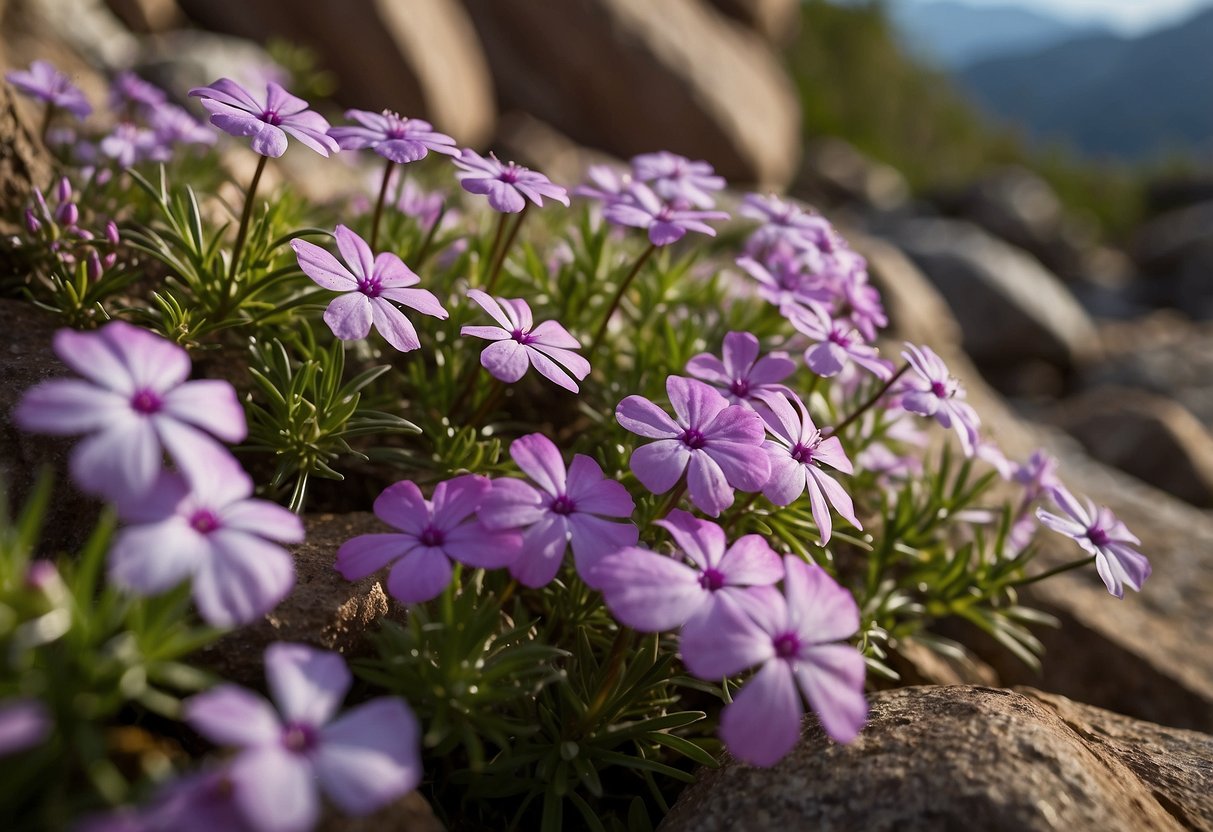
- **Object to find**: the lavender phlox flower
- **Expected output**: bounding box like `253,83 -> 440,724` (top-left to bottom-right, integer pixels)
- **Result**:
615,376 -> 771,516
1035,486 -> 1150,599
0,698 -> 51,756
188,78 -> 338,158
108,444 -> 301,628
680,556 -> 867,765
572,164 -> 633,207
99,122 -> 170,168
1015,449 -> 1060,503
686,331 -> 795,407
453,149 -> 569,213
184,644 -> 422,832
335,475 -> 522,605
109,70 -> 167,112
150,104 -> 217,148
13,321 -> 247,502
898,343 -> 981,457
392,176 -> 447,230
741,193 -> 834,255
291,225 -> 447,352
604,181 -> 729,246
461,290 -> 590,392
788,304 -> 894,380
836,260 -> 888,342
328,110 -> 458,163
478,433 -> 638,588
104,767 -> 253,832
854,409 -> 927,486
974,436 -> 1015,480
631,151 -> 725,209
6,60 -> 91,118
734,253 -> 833,316
592,509 -> 782,638
758,391 -> 861,544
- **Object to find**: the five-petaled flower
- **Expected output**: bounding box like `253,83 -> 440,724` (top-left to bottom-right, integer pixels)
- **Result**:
328,111 -> 458,163
631,151 -> 725,209
604,182 -> 729,246
787,305 -> 894,381
5,60 -> 91,118
184,644 -> 421,832
478,433 -> 638,587
453,149 -> 569,213
1035,486 -> 1150,599
188,78 -> 339,158
899,342 -> 981,457
291,225 -> 448,352
686,331 -> 796,408
461,290 -> 590,392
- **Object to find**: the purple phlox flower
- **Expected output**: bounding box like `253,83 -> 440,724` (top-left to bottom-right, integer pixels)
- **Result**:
631,151 -> 725,209
1035,486 -> 1150,599
184,643 -> 421,832
329,110 -> 458,164
573,164 -> 634,207
853,409 -> 926,486
461,290 -> 590,392
478,433 -> 638,588
1014,449 -> 1060,503
109,70 -> 167,112
335,475 -> 522,604
453,149 -> 569,213
741,193 -> 834,254
13,321 -> 247,502
974,436 -> 1015,480
680,556 -> 867,765
685,330 -> 795,407
188,78 -> 338,158
837,262 -> 888,342
291,225 -> 447,352
150,103 -> 217,147
615,376 -> 771,517
758,392 -> 861,544
788,304 -> 894,381
604,181 -> 729,247
108,444 -> 301,628
392,176 -> 447,230
99,122 -> 170,169
898,343 -> 981,457
101,766 -> 253,832
6,60 -> 92,118
592,509 -> 782,640
0,698 -> 51,756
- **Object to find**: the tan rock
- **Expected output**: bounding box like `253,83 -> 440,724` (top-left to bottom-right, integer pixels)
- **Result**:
321,792 -> 444,832
704,0 -> 801,45
0,80 -> 53,233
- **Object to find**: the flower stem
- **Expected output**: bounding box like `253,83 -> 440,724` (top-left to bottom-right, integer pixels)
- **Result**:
578,627 -> 634,734
481,212 -> 509,287
467,379 -> 507,427
1010,555 -> 1096,589
654,478 -> 688,522
827,363 -> 909,437
411,205 -> 447,268
227,154 -> 269,295
369,157 -> 395,252
484,205 -> 529,295
588,242 -> 658,359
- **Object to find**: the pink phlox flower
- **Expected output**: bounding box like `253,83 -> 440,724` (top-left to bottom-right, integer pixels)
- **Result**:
573,164 -> 634,207
631,151 -> 725,209
6,60 -> 92,118
150,104 -> 217,148
0,698 -> 51,757
1035,486 -> 1150,599
188,78 -> 338,158
741,193 -> 834,255
735,252 -> 833,315
680,556 -> 868,766
453,149 -> 569,213
604,181 -> 729,246
108,445 -> 301,628
836,261 -> 888,342
109,70 -> 167,112
99,122 -> 170,168
592,509 -> 783,638
1015,449 -> 1060,502
615,376 -> 771,517
788,304 -> 894,380
685,330 -> 796,407
328,110 -> 458,164
335,475 -> 522,604
758,392 -> 861,544
392,176 -> 448,230
898,343 -> 981,457
13,321 -> 247,503
291,225 -> 448,352
478,433 -> 638,588
184,644 -> 422,832
461,290 -> 590,392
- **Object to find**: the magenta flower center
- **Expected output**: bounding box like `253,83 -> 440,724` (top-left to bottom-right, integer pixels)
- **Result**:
698,568 -> 726,591
773,631 -> 801,659
260,109 -> 282,126
1086,525 -> 1110,548
499,164 -> 520,184
510,328 -> 536,345
931,378 -> 958,399
130,388 -> 162,415
828,327 -> 853,347
356,276 -> 383,298
680,427 -> 707,450
790,442 -> 817,465
419,526 -> 446,548
281,721 -> 319,754
550,494 -> 576,515
729,378 -> 751,398
189,509 -> 221,535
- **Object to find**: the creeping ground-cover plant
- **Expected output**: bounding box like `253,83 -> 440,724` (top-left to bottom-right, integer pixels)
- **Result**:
0,60 -> 1150,831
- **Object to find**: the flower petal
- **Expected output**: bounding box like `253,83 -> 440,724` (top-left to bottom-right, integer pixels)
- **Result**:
231,747 -> 318,832
784,557 -> 860,644
616,395 -> 681,439
324,292 -> 373,341
290,238 -> 356,290
184,685 -> 280,748
667,376 -> 728,430
266,642 -> 351,727
565,456 -> 634,517
511,433 -> 567,495
720,535 -> 784,587
509,515 -> 569,588
592,547 -> 702,631
480,340 -> 529,383
191,530 -> 295,628
680,593 -> 775,679
630,439 -> 689,495
687,451 -> 733,517
109,520 -> 203,595
443,523 -> 522,569
386,548 -> 452,604
719,660 -> 802,767
568,514 -> 639,585
655,509 -> 725,571
70,418 -> 161,501
13,380 -> 127,435
431,475 -> 492,528
161,379 -> 247,443
795,645 -> 868,743
335,534 -> 416,581
370,299 -> 421,352
314,698 -> 421,816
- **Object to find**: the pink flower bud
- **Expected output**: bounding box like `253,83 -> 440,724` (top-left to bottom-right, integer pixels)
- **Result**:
55,201 -> 78,227
24,209 -> 41,234
86,250 -> 103,280
105,220 -> 120,246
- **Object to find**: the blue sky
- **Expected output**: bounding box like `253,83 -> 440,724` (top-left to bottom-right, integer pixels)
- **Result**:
900,0 -> 1213,33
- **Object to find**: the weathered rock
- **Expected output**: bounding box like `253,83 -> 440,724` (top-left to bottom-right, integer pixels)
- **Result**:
102,0 -> 182,33
660,686 -> 1207,832
886,217 -> 1101,375
704,0 -> 801,45
195,513 -> 394,688
802,138 -> 910,212
0,81 -> 52,232
848,229 -> 961,349
321,792 -> 444,832
4,0 -> 136,76
175,0 -> 495,146
1130,200 -> 1213,316
461,0 -> 801,188
1049,386 -> 1213,507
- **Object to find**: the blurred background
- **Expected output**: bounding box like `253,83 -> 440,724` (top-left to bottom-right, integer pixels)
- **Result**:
5,0 -> 1213,523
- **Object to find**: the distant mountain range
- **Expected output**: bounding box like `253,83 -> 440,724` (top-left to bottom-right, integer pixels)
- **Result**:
888,0 -> 1105,68
958,7 -> 1213,160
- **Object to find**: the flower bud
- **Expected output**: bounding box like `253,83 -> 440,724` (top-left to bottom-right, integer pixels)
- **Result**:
24,210 -> 41,234
56,176 -> 72,205
86,250 -> 103,281
105,220 -> 120,247
55,201 -> 79,228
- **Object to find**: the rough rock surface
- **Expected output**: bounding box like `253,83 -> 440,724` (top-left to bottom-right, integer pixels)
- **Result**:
321,792 -> 443,832
704,0 -> 801,44
195,512 -> 394,688
803,138 -> 910,212
659,686 -> 1210,832
0,81 -> 52,232
461,0 -> 801,187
